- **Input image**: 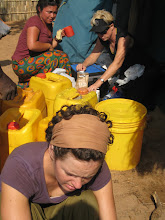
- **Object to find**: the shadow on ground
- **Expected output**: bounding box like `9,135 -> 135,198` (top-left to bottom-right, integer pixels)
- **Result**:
7,20 -> 26,35
0,60 -> 12,67
136,65 -> 165,175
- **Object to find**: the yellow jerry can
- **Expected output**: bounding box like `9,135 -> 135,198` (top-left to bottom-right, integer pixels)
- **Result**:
0,108 -> 42,172
29,72 -> 72,116
37,116 -> 52,142
1,87 -> 47,118
54,87 -> 98,114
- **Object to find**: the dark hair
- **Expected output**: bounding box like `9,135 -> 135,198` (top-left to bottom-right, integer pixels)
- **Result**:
36,0 -> 59,14
53,146 -> 105,163
46,105 -> 114,162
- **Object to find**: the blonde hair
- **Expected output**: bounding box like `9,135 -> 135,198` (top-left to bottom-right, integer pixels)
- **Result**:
91,9 -> 114,26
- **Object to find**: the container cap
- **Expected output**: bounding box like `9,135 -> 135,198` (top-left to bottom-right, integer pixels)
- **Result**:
95,98 -> 147,123
7,121 -> 20,130
36,73 -> 46,79
77,88 -> 88,95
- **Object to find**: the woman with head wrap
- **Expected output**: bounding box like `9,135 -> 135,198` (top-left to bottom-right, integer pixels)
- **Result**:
1,105 -> 117,220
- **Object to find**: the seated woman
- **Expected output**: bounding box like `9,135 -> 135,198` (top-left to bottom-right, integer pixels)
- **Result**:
12,0 -> 72,89
1,105 -> 117,220
76,9 -> 135,92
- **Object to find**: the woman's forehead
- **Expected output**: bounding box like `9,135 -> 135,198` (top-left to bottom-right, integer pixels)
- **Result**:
59,153 -> 101,177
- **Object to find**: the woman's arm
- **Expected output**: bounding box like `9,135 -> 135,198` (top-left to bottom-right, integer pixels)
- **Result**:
27,26 -> 52,52
93,179 -> 117,220
76,38 -> 104,71
88,36 -> 128,92
1,182 -> 32,220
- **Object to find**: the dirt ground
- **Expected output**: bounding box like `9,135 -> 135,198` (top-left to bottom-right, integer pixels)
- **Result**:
0,21 -> 165,220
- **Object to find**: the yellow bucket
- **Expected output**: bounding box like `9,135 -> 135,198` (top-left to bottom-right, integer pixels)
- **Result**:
54,87 -> 98,113
29,72 -> 72,116
95,98 -> 147,171
0,108 -> 42,171
1,87 -> 47,118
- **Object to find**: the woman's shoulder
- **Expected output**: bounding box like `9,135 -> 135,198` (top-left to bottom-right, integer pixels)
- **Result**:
116,27 -> 134,42
10,141 -> 48,159
27,15 -> 40,23
2,142 -> 48,171
1,142 -> 48,199
116,27 -> 127,38
25,15 -> 42,28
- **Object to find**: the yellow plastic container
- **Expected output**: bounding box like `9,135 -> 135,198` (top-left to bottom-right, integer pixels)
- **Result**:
1,87 -> 47,118
54,87 -> 98,113
37,116 -> 52,142
29,72 -> 72,116
0,108 -> 42,171
95,98 -> 147,171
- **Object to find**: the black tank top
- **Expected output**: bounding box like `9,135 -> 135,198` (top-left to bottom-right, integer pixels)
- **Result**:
99,27 -> 137,78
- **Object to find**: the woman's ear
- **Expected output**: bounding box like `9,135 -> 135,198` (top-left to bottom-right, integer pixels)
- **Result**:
49,144 -> 55,161
38,6 -> 41,13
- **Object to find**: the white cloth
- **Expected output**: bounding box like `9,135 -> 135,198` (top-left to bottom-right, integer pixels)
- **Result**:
52,68 -> 76,88
116,64 -> 145,86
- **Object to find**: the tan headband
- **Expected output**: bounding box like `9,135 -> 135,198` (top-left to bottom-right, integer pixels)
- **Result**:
50,114 -> 110,154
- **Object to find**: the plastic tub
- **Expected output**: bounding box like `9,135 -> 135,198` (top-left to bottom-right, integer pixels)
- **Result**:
95,98 -> 147,170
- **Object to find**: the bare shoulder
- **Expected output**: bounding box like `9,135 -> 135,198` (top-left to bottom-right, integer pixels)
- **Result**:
118,35 -> 134,49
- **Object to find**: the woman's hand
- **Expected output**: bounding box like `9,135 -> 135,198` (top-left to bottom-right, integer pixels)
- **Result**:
55,29 -> 65,41
88,79 -> 103,92
49,44 -> 54,51
76,64 -> 86,72
52,29 -> 66,49
61,29 -> 66,38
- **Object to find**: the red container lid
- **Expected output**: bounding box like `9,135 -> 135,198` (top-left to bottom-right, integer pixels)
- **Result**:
36,73 -> 46,79
112,86 -> 118,93
77,88 -> 89,95
7,121 -> 20,130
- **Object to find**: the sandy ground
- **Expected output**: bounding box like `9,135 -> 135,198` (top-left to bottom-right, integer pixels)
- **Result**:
0,21 -> 165,220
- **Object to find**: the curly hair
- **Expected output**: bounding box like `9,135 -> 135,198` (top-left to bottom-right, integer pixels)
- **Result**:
46,105 -> 114,162
36,0 -> 59,14
91,9 -> 114,27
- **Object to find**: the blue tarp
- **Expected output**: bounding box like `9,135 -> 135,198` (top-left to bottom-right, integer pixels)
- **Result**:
0,20 -> 11,39
53,0 -> 112,63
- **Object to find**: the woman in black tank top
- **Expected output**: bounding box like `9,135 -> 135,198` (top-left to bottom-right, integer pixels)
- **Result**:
76,9 -> 134,92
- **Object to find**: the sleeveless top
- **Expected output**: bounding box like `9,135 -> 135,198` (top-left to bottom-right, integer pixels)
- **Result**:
99,27 -> 138,78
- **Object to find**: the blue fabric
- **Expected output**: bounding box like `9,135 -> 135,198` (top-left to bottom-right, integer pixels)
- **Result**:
53,0 -> 113,63
71,64 -> 105,74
